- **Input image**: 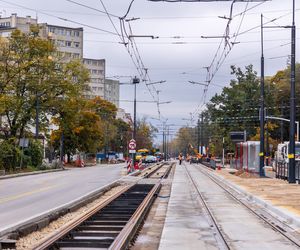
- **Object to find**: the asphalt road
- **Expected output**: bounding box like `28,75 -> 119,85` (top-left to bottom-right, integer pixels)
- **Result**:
0,164 -> 125,234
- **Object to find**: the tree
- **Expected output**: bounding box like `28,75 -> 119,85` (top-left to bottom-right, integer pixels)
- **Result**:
0,28 -> 89,139
110,119 -> 131,154
136,117 -> 157,150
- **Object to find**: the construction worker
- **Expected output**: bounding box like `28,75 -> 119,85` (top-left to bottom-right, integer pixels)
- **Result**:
178,153 -> 183,165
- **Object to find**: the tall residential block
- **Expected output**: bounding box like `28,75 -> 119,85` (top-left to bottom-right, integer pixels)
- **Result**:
0,14 -> 119,107
39,23 -> 83,61
0,13 -> 37,36
83,58 -> 106,99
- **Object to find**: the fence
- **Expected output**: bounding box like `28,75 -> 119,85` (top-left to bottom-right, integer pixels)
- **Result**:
276,161 -> 300,183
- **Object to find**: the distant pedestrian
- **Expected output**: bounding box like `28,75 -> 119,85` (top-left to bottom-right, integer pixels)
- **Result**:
178,153 -> 183,165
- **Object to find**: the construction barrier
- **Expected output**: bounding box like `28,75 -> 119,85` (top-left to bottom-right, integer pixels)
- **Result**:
127,159 -> 132,174
138,159 -> 143,170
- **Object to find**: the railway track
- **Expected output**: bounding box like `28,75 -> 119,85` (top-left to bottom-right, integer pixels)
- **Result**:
185,163 -> 300,249
29,162 -> 173,250
183,164 -> 230,250
142,162 -> 172,179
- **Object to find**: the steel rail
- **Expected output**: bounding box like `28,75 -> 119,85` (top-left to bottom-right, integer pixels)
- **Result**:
142,162 -> 166,178
108,182 -> 161,249
161,163 -> 173,178
196,164 -> 300,248
183,164 -> 231,250
32,184 -> 134,250
147,163 -> 172,179
29,163 -> 171,250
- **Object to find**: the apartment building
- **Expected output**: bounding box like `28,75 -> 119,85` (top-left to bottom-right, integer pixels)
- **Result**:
104,79 -> 120,108
39,23 -> 83,61
83,58 -> 105,99
0,13 -> 37,37
0,14 -> 119,107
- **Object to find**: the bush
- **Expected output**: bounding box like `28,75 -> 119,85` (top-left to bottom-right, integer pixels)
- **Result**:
0,139 -> 21,172
24,140 -> 43,168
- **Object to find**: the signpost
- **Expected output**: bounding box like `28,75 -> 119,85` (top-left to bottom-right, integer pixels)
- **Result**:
128,139 -> 136,154
128,139 -> 136,173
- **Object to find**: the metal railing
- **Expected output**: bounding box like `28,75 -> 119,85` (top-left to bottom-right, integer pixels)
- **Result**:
276,161 -> 300,183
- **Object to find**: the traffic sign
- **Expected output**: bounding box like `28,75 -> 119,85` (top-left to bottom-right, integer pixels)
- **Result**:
128,139 -> 136,150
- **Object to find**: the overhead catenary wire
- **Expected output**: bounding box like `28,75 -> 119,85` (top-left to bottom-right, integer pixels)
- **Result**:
97,0 -> 161,118
190,1 -> 256,119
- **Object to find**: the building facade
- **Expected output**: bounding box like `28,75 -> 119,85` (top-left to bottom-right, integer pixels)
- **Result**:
0,13 -> 37,37
116,108 -> 132,124
39,24 -> 83,61
0,14 -> 119,107
83,58 -> 105,99
104,79 -> 120,108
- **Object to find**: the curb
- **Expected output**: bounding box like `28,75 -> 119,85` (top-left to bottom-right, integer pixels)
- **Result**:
0,168 -> 65,180
209,168 -> 300,230
0,180 -> 118,239
0,166 -> 140,240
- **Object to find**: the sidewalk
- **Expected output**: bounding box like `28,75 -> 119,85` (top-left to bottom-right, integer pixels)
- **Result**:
215,167 -> 300,228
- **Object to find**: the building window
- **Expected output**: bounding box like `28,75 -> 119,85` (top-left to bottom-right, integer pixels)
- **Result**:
65,41 -> 72,47
56,40 -> 65,46
49,27 -> 55,33
73,53 -> 80,59
74,31 -> 80,37
57,28 -> 65,35
0,22 -> 10,27
66,30 -> 71,36
74,42 -> 80,48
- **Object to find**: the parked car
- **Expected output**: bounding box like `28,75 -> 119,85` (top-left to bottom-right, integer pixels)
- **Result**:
144,155 -> 157,163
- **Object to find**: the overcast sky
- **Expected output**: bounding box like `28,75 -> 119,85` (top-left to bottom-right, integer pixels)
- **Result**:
0,0 -> 299,141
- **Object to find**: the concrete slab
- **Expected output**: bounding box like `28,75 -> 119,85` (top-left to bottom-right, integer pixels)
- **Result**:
159,165 -> 220,250
214,167 -> 300,229
159,164 -> 299,250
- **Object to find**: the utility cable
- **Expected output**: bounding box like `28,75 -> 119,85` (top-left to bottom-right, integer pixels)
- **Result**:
0,0 -> 119,36
65,0 -> 119,18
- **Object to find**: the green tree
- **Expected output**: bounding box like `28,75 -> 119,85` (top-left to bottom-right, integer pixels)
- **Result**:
136,117 -> 157,150
0,28 -> 89,139
110,119 -> 131,154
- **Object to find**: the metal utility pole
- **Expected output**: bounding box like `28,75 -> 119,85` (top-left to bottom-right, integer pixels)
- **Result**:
165,125 -> 168,161
60,132 -> 64,165
197,118 -> 200,154
222,137 -> 225,168
162,124 -> 165,161
200,113 -> 204,155
132,76 -> 140,167
35,96 -> 39,139
281,99 -> 284,143
259,14 -> 265,177
289,0 -> 296,183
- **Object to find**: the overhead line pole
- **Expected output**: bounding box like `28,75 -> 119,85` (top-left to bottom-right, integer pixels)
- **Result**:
201,113 -> 204,155
259,14 -> 265,177
133,76 -> 140,168
289,0 -> 296,183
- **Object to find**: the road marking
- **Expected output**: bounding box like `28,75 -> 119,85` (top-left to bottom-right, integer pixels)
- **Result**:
0,185 -> 59,204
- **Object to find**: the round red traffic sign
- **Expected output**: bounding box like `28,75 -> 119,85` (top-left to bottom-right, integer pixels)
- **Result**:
128,139 -> 136,150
